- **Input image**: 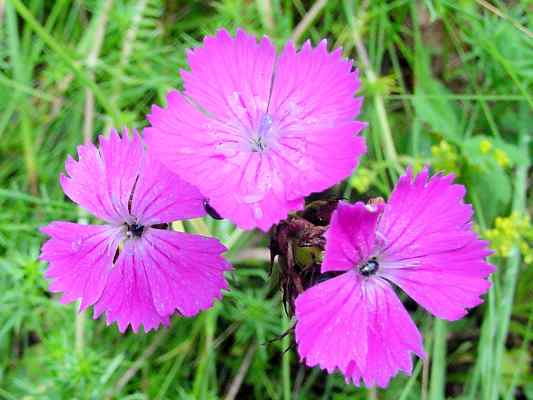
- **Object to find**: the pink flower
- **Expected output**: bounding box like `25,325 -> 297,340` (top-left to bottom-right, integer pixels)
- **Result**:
294,168 -> 494,387
145,28 -> 367,231
40,131 -> 231,333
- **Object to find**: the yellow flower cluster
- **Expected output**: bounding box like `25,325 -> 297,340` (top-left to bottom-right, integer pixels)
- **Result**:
483,212 -> 533,264
479,139 -> 492,154
431,140 -> 461,175
349,167 -> 374,193
479,139 -> 511,168
494,149 -> 510,168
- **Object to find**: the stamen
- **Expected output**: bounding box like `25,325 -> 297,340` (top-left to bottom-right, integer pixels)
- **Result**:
258,114 -> 273,137
151,223 -> 169,230
127,223 -> 144,238
359,257 -> 379,277
250,113 -> 273,152
203,199 -> 223,220
251,137 -> 267,152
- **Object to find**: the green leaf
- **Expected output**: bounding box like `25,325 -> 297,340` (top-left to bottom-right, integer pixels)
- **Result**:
463,135 -> 529,167
467,159 -> 512,224
414,77 -> 461,143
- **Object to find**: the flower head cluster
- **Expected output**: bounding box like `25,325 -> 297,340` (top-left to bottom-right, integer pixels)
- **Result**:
38,28 -> 495,389
40,131 -> 231,332
431,140 -> 461,175
483,212 -> 532,264
145,28 -> 367,231
41,28 -> 367,333
294,168 -> 494,387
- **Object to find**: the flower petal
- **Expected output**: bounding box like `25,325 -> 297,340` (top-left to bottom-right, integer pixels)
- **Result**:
146,29 -> 367,231
182,28 -> 276,124
40,222 -> 120,311
145,90 -> 305,231
295,272 -> 425,387
268,39 -> 366,197
322,201 -> 382,273
295,271 -> 369,374
378,168 -> 494,320
142,229 -> 231,317
272,121 -> 367,201
60,130 -> 144,223
271,39 -> 363,131
92,240 -> 169,333
93,229 -> 230,333
131,152 -> 206,225
342,279 -> 426,388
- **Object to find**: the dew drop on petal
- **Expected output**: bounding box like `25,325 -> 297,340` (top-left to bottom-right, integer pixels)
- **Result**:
253,205 -> 263,219
229,92 -> 247,117
242,193 -> 264,204
256,170 -> 273,193
71,238 -> 83,251
179,146 -> 196,155
214,141 -> 239,158
287,100 -> 302,117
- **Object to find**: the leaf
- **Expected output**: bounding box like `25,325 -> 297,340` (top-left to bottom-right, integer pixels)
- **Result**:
467,159 -> 512,224
463,136 -> 529,167
414,77 -> 461,143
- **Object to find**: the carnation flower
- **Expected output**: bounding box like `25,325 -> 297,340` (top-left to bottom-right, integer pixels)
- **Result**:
294,167 -> 494,387
145,28 -> 367,231
40,131 -> 231,333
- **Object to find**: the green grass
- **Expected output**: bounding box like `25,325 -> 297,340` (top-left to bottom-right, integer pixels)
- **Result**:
0,0 -> 531,398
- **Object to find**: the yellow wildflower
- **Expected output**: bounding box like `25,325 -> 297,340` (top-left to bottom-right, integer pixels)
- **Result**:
479,139 -> 492,154
349,167 -> 373,193
494,148 -> 510,168
431,140 -> 461,175
483,212 -> 532,264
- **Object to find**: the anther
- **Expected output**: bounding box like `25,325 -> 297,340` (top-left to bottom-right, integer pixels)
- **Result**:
359,257 -> 379,277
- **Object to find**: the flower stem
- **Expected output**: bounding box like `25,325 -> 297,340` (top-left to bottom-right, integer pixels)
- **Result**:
429,319 -> 447,400
344,0 -> 400,182
75,307 -> 85,355
189,218 -> 211,236
281,311 -> 291,400
489,121 -> 529,400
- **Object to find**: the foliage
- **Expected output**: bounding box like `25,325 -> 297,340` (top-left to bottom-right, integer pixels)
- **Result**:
0,0 -> 531,399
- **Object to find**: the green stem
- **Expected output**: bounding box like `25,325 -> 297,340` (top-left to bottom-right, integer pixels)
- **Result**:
75,308 -> 85,355
373,93 -> 400,179
343,0 -> 400,182
189,218 -> 211,236
193,310 -> 217,398
505,308 -> 533,400
398,360 -> 423,400
490,125 -> 529,400
224,228 -> 246,250
429,319 -> 447,400
281,311 -> 291,400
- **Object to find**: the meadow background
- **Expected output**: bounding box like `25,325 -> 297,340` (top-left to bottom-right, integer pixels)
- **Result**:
0,0 -> 531,399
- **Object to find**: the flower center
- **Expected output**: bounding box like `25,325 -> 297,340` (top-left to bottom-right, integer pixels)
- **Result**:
359,257 -> 379,277
250,113 -> 274,152
250,136 -> 267,152
127,223 -> 144,238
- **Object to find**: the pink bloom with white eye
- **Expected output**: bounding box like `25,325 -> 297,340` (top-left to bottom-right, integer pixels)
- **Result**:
145,28 -> 367,231
40,130 -> 231,333
294,167 -> 494,387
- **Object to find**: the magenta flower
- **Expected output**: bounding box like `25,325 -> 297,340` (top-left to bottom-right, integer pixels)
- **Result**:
40,131 -> 231,333
294,168 -> 494,387
145,28 -> 367,231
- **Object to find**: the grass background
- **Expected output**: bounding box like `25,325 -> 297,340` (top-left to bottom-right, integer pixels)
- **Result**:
0,0 -> 531,399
